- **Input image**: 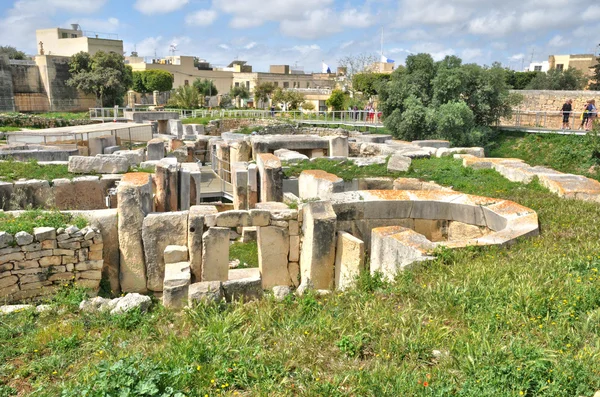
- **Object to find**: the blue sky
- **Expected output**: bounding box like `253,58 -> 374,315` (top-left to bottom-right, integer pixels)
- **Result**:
1,0 -> 599,73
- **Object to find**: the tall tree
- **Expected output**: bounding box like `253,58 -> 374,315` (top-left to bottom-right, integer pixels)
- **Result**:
230,85 -> 250,100
0,46 -> 27,60
272,88 -> 305,111
352,73 -> 391,97
590,57 -> 600,90
254,82 -> 276,108
67,51 -> 132,106
193,78 -> 218,105
132,70 -> 173,93
525,68 -> 587,90
326,89 -> 347,111
168,85 -> 199,109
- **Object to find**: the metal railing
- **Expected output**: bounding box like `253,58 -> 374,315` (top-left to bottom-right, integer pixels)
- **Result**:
500,109 -> 597,131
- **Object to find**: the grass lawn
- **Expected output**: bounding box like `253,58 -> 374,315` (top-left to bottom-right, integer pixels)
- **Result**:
32,112 -> 90,120
229,241 -> 259,268
181,117 -> 214,125
284,157 -> 399,181
488,130 -> 600,180
1,158 -> 600,396
0,126 -> 22,133
0,210 -> 87,235
0,159 -> 73,182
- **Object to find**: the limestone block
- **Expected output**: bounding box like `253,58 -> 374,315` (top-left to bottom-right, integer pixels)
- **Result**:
448,221 -> 486,241
241,226 -> 257,243
272,285 -> 292,301
288,220 -> 299,236
188,281 -> 223,305
33,227 -> 55,242
412,140 -> 450,149
300,201 -> 337,290
222,275 -> 263,302
289,235 -> 300,262
114,149 -> 145,167
274,149 -> 309,163
110,293 -> 152,315
155,160 -> 180,212
117,173 -> 154,293
179,168 -> 191,211
0,275 -> 18,289
201,227 -> 230,282
169,119 -> 183,138
247,164 -> 258,208
387,154 -> 412,172
147,139 -> 166,161
188,205 -> 219,283
142,211 -> 188,292
13,179 -> 52,208
0,232 -> 14,249
257,153 -> 283,203
215,210 -> 249,227
104,146 -> 121,154
162,262 -> 191,309
257,226 -> 290,288
68,155 -> 130,174
89,135 -> 117,156
436,147 -> 484,158
370,226 -> 436,280
414,219 -> 447,242
334,232 -> 365,291
164,245 -> 189,264
328,136 -> 349,157
249,209 -> 270,226
298,170 -> 344,201
15,231 -> 33,246
356,177 -> 395,191
231,162 -> 249,210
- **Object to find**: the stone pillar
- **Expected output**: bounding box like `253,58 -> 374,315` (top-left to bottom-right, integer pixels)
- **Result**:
248,164 -> 258,209
231,162 -> 249,210
257,226 -> 290,288
157,120 -> 168,134
188,205 -> 219,283
334,231 -> 365,290
127,90 -> 135,109
155,159 -> 179,212
300,201 -> 337,290
163,262 -> 191,309
328,136 -> 349,157
190,171 -> 201,205
89,135 -> 117,156
216,142 -> 230,183
202,227 -> 230,282
298,170 -> 344,201
153,90 -> 159,106
179,168 -> 191,211
147,139 -> 165,161
230,140 -> 252,163
117,173 -> 154,293
257,153 -> 283,203
169,120 -> 183,138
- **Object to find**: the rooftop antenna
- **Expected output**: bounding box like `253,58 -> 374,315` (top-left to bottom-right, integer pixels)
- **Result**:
169,44 -> 178,56
380,27 -> 384,59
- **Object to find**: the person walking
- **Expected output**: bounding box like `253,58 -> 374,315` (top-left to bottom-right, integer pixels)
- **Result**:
561,99 -> 572,130
579,101 -> 590,130
585,99 -> 597,131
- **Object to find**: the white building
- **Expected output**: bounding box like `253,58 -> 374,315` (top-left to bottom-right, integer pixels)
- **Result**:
526,61 -> 550,72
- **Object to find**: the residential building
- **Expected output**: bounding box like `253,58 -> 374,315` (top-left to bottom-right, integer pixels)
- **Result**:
548,54 -> 596,76
526,61 -> 550,72
35,25 -> 123,57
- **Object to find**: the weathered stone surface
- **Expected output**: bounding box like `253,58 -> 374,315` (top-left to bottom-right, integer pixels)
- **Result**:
436,147 -> 484,158
231,162 -> 249,210
0,232 -> 14,249
154,160 -> 179,212
387,154 -> 412,172
202,227 -> 230,282
164,245 -> 189,264
274,149 -> 309,163
117,173 -> 154,293
272,285 -> 292,301
222,272 -> 263,302
448,221 -> 486,241
142,211 -> 188,292
328,136 -> 349,157
241,226 -> 257,243
15,231 -> 33,246
187,205 -> 219,283
0,304 -> 34,314
249,209 -> 270,227
163,262 -> 191,309
147,139 -> 166,161
289,235 -> 300,262
188,281 -> 223,305
0,252 -> 24,264
300,201 -> 337,290
89,135 -> 117,156
33,227 -> 55,242
299,170 -> 344,201
257,153 -> 283,203
68,155 -> 130,174
215,210 -> 249,227
114,149 -> 145,167
0,275 -> 18,288
12,179 -> 52,208
110,293 -> 152,314
334,231 -> 365,291
257,226 -> 290,288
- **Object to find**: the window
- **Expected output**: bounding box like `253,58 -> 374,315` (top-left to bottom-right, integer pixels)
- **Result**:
235,82 -> 240,87
71,34 -> 77,38
246,81 -> 250,89
61,32 -> 68,38
534,66 -> 542,72
184,80 -> 189,86
556,64 -> 564,71
283,82 -> 289,88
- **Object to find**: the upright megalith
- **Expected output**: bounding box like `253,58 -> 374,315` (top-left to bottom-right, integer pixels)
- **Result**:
142,211 -> 188,292
328,136 -> 349,157
117,173 -> 154,293
147,139 -> 165,161
300,201 -> 337,290
231,162 -> 249,210
155,159 -> 179,212
257,153 -> 283,203
201,227 -> 230,282
334,232 -> 365,291
298,170 -> 344,201
188,205 -> 219,283
257,226 -> 290,288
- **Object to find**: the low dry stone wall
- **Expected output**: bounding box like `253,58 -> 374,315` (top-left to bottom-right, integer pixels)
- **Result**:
0,225 -> 104,303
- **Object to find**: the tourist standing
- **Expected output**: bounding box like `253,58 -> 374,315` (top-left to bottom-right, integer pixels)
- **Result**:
561,99 -> 572,130
579,101 -> 590,130
586,99 -> 597,131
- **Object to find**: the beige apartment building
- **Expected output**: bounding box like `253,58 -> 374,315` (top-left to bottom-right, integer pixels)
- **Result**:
548,54 -> 596,76
35,25 -> 123,57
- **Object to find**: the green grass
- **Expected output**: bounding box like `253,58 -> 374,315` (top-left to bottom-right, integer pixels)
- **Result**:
0,159 -> 73,182
1,158 -> 600,395
0,126 -> 21,133
488,130 -> 599,180
0,210 -> 87,235
229,241 -> 258,268
31,112 -> 89,120
181,117 -> 214,125
283,157 -> 399,181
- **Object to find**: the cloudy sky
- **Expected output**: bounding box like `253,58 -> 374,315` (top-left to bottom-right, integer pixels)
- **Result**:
1,0 -> 599,72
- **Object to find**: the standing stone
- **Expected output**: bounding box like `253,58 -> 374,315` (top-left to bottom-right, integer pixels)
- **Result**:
248,164 -> 258,208
387,154 -> 412,172
257,226 -> 290,288
298,170 -> 344,200
334,232 -> 365,290
300,201 -> 337,290
147,139 -> 165,161
117,173 -> 154,293
89,135 -> 117,156
162,262 -> 191,309
328,136 -> 349,157
169,119 -> 183,138
257,154 -> 283,203
142,211 -> 188,292
231,162 -> 249,210
179,168 -> 191,211
201,227 -> 230,282
188,205 -> 219,283
155,160 -> 179,212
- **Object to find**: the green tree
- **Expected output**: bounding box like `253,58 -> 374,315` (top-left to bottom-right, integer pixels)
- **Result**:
67,51 -> 133,106
352,73 -> 391,97
0,46 -> 27,60
431,101 -> 476,145
589,57 -> 600,90
132,71 -> 146,93
230,85 -> 250,99
504,70 -> 540,89
525,68 -> 587,90
254,82 -> 276,108
132,70 -> 173,93
326,89 -> 347,111
272,88 -> 305,111
168,85 -> 199,109
193,79 -> 218,105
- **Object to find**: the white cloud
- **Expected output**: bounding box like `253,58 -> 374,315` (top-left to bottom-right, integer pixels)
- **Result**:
400,0 -> 469,25
509,53 -> 525,61
219,44 -> 230,50
340,8 -> 373,28
134,0 -> 188,15
287,44 -> 320,54
229,17 -> 263,29
462,48 -> 482,61
279,10 -> 342,39
468,12 -> 516,36
548,34 -> 570,47
185,9 -> 217,26
340,40 -> 354,49
65,17 -> 120,33
582,5 -> 600,21
244,42 -> 257,50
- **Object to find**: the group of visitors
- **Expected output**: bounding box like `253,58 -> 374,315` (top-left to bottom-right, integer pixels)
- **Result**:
562,99 -> 597,131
